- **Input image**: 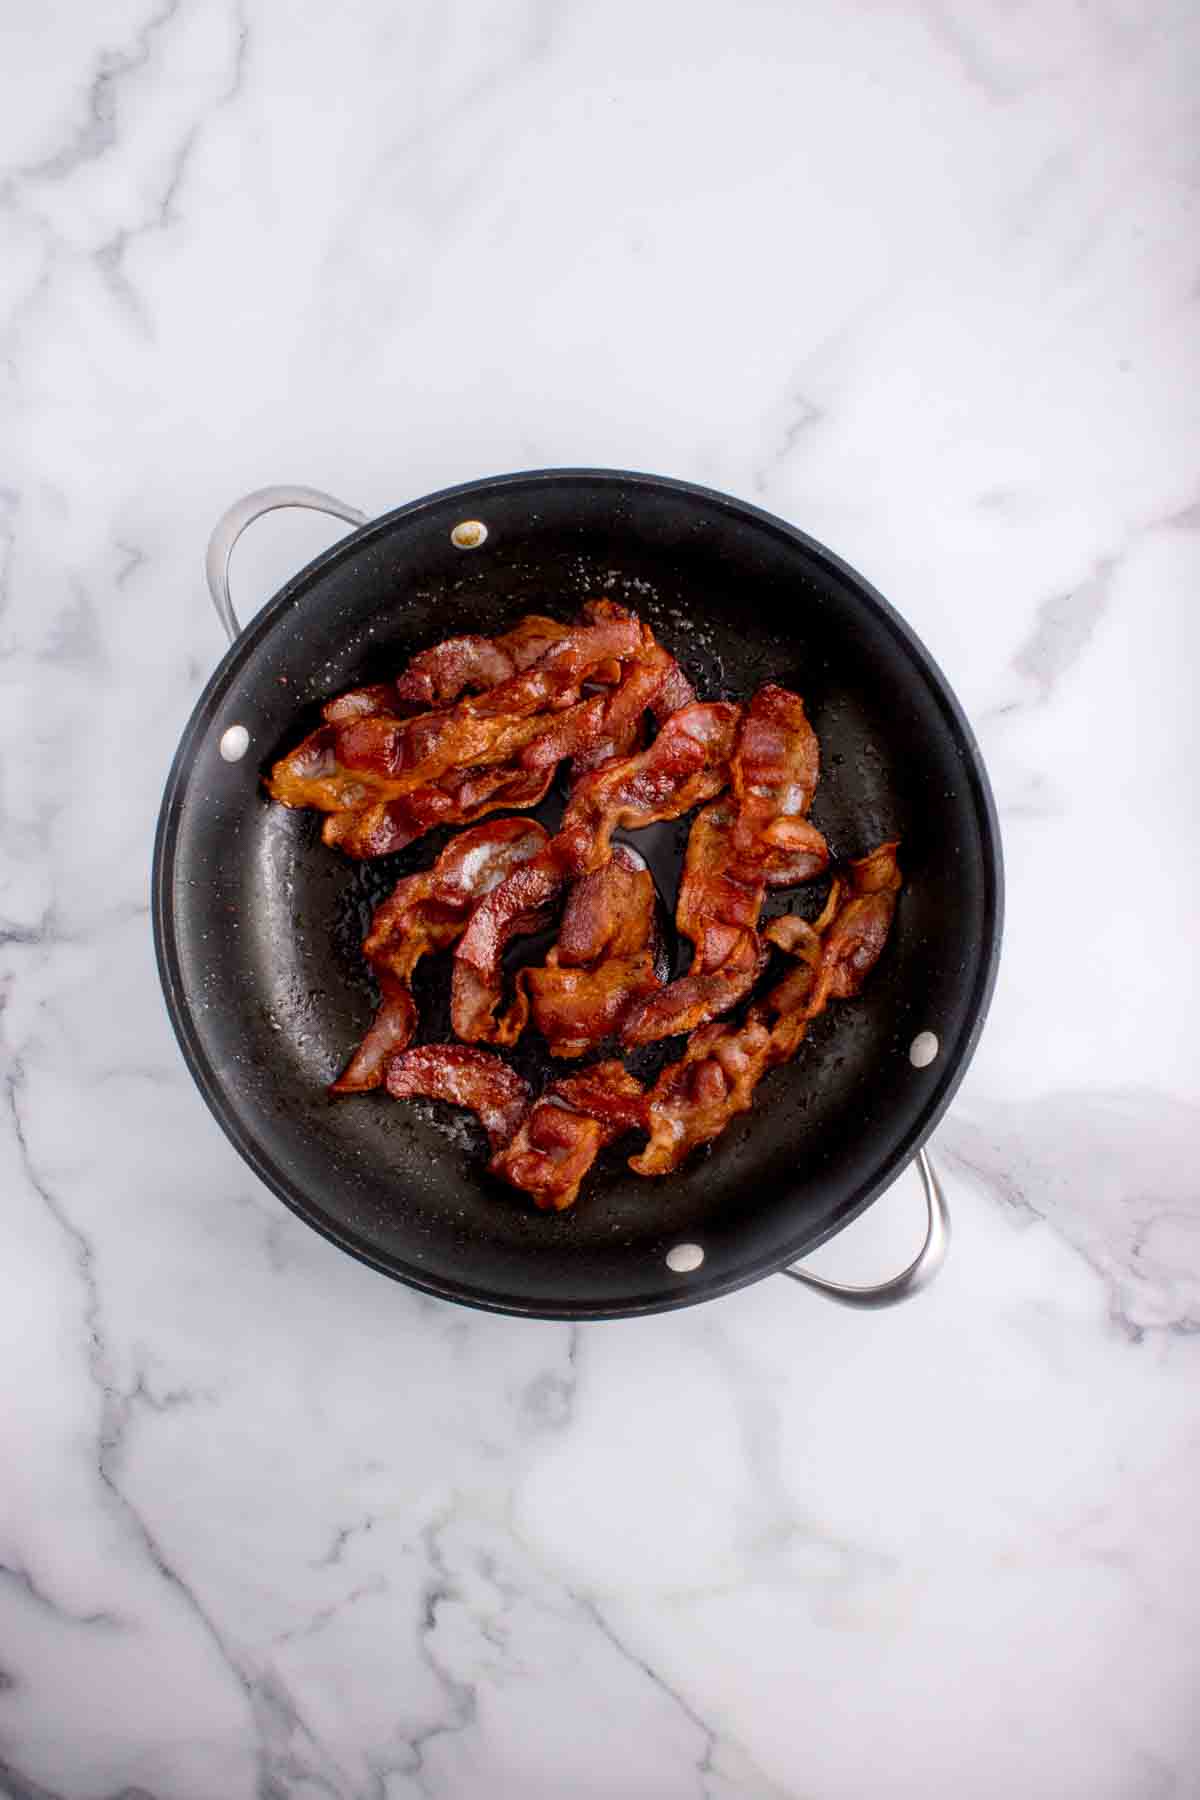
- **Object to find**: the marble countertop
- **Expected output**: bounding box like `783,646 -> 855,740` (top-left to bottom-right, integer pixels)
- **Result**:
2,2 -> 1198,1795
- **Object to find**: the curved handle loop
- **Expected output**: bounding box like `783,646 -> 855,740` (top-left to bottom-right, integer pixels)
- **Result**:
205,485 -> 369,644
778,1147 -> 949,1309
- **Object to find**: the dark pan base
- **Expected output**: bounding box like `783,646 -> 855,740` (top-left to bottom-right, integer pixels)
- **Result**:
154,471 -> 1002,1318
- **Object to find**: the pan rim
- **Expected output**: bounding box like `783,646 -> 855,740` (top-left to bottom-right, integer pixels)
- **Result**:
152,466 -> 1004,1320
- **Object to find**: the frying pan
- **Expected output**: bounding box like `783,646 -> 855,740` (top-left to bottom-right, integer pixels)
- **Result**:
153,470 -> 1002,1320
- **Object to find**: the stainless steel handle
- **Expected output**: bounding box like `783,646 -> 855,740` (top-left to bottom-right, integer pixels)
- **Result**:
205,485 -> 369,644
778,1146 -> 949,1308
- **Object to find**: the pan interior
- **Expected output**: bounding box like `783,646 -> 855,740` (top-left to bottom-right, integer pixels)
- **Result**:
158,472 -> 999,1317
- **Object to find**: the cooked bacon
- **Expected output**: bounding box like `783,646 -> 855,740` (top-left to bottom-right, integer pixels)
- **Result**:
267,610 -> 656,858
547,1060 -> 649,1135
451,699 -> 739,1045
629,843 -> 900,1176
800,839 -> 901,1011
515,605 -> 691,778
621,687 -> 829,1043
628,1017 -> 777,1177
674,803 -> 765,965
322,684 -> 399,724
451,848 -> 565,1045
762,843 -> 900,1041
760,832 -> 831,889
582,601 -> 694,720
268,713 -> 501,808
452,703 -> 739,1044
470,615 -> 643,720
620,935 -> 765,1047
651,658 -> 697,722
495,1108 -> 606,1210
761,911 -> 825,956
394,635 -> 517,709
621,803 -> 765,1044
758,884 -> 842,1059
266,724 -> 361,812
331,818 -> 550,1092
556,701 -> 742,876
331,976 -> 418,1097
520,640 -> 674,772
491,1062 -> 647,1210
583,598 -> 694,736
267,697 -> 581,846
269,603 -> 710,862
276,602 -> 904,1214
392,612 -> 631,710
727,684 -> 828,883
570,710 -> 646,777
384,1045 -> 531,1151
331,700 -> 558,780
567,617 -> 688,778
321,765 -> 552,859
520,846 -> 664,1057
274,624 -> 632,800
581,598 -> 694,725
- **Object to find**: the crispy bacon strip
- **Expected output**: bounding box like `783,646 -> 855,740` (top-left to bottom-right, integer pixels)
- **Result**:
267,706 -> 556,810
627,1018 -> 777,1177
385,1045 -> 531,1151
624,934 -> 766,1042
394,635 -> 518,709
393,612 -> 625,710
331,818 -> 550,1092
269,604 -> 703,859
267,690 -> 600,857
585,601 -> 692,709
321,765 -> 553,859
570,711 -> 645,777
520,640 -> 675,772
322,684 -> 399,724
451,848 -> 565,1045
556,701 -> 742,876
453,703 -> 739,1043
622,802 -> 766,1044
393,610 -> 640,710
517,603 -> 694,778
567,614 -> 689,778
491,1062 -> 647,1211
464,614 -> 643,721
270,616 -> 639,806
520,846 -> 664,1057
629,844 -> 900,1176
651,658 -> 697,722
728,684 -> 827,883
785,839 -> 902,1014
621,687 -> 828,1043
267,609 -> 666,858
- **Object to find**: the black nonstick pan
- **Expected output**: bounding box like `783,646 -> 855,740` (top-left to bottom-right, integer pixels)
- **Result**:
153,470 -> 1002,1320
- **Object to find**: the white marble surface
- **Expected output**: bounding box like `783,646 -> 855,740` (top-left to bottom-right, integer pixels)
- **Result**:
1,2 -> 1198,1795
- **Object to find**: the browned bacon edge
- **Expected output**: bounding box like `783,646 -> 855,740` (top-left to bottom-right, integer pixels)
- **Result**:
516,846 -> 665,1059
490,1062 -> 647,1211
331,818 -> 550,1093
266,602 -> 697,861
621,687 -> 829,1044
629,842 -> 901,1177
451,703 -> 741,1047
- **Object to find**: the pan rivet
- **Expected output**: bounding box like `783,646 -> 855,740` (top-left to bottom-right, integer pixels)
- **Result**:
665,1242 -> 704,1273
909,1031 -> 939,1068
451,519 -> 488,550
219,724 -> 250,763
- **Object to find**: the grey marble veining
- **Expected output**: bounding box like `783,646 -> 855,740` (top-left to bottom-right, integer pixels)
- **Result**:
0,1 -> 1198,1795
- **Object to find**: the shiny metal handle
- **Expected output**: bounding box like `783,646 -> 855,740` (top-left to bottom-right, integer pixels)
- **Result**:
205,485 -> 369,644
779,1146 -> 949,1309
